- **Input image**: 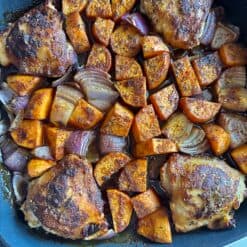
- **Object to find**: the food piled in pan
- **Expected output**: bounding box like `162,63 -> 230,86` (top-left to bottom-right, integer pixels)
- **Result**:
0,0 -> 247,243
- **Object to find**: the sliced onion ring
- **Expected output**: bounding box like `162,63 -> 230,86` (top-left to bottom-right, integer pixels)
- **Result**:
179,139 -> 209,155
12,172 -> 28,205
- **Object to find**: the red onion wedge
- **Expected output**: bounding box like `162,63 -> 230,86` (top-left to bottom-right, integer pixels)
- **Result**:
9,110 -> 24,131
93,229 -> 117,240
9,96 -> 29,115
0,82 -> 15,105
0,119 -> 8,135
179,139 -> 209,155
31,146 -> 53,160
121,13 -> 150,35
12,172 -> 28,205
52,66 -> 74,87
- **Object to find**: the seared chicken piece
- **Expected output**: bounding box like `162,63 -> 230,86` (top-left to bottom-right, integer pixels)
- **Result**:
141,0 -> 213,49
4,1 -> 76,77
21,155 -> 108,240
160,154 -> 246,232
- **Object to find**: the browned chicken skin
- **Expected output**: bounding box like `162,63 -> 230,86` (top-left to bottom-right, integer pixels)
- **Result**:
21,155 -> 108,240
141,0 -> 213,49
4,1 -> 76,77
160,154 -> 246,232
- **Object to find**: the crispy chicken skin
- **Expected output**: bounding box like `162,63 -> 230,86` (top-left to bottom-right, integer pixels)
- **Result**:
141,0 -> 213,49
4,1 -> 76,77
21,155 -> 108,240
160,154 -> 246,232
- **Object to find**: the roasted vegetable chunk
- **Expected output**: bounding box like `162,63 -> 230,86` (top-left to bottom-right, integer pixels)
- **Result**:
11,120 -> 43,149
107,189 -> 133,233
94,152 -> 131,186
86,44 -> 112,72
66,12 -> 90,53
86,0 -> 112,18
45,126 -> 70,160
0,27 -> 12,66
134,138 -> 178,158
137,207 -> 172,244
92,18 -> 115,46
192,52 -> 223,86
203,124 -> 230,156
115,55 -> 143,80
115,77 -> 147,107
231,145 -> 247,174
100,103 -> 134,137
62,0 -> 88,15
150,84 -> 179,120
172,56 -> 201,97
7,75 -> 43,96
25,88 -> 54,120
27,159 -> 56,178
111,25 -> 141,57
119,159 -> 147,193
180,97 -> 221,123
144,53 -> 170,90
111,0 -> 136,21
131,189 -> 161,219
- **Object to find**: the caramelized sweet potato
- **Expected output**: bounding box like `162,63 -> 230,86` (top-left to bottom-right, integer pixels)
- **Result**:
231,145 -> 247,174
142,36 -> 169,59
27,159 -> 56,178
144,53 -> 170,90
111,0 -> 136,21
65,12 -> 90,54
11,120 -> 43,149
203,124 -> 230,156
134,138 -> 178,158
119,159 -> 147,193
115,55 -> 143,81
94,152 -> 131,186
86,0 -> 112,18
62,0 -> 88,15
25,88 -> 54,120
150,84 -> 179,120
111,25 -> 141,57
92,17 -> 115,46
219,43 -> 247,66
100,102 -> 134,137
86,44 -> 112,72
132,105 -> 161,143
107,189 -> 133,233
131,188 -> 161,219
192,52 -> 223,86
137,207 -> 172,244
45,126 -> 70,160
7,75 -> 43,96
172,56 -> 202,97
180,97 -> 221,123
115,77 -> 147,107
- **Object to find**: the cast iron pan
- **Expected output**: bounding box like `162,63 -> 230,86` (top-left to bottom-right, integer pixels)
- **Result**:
0,0 -> 247,246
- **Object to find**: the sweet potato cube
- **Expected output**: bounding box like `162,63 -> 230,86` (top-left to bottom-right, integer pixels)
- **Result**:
142,36 -> 169,59
192,52 -> 223,86
203,124 -> 230,156
7,75 -> 43,96
27,159 -> 56,178
68,99 -> 104,129
150,84 -> 179,120
66,12 -> 90,54
131,189 -> 161,219
115,77 -> 147,107
111,0 -> 136,21
172,56 -> 201,96
25,88 -> 54,120
119,159 -> 147,193
94,152 -> 131,186
137,207 -> 172,244
144,53 -> 170,90
86,44 -> 112,72
92,17 -> 115,46
62,0 -> 88,15
86,0 -> 112,18
115,55 -> 143,81
132,105 -> 161,143
100,102 -> 134,137
107,189 -> 133,233
231,145 -> 247,174
134,138 -> 178,158
45,126 -> 70,160
11,120 -> 43,149
219,43 -> 247,66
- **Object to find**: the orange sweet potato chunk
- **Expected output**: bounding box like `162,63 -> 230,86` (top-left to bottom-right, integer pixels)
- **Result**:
27,159 -> 56,178
86,0 -> 112,18
231,144 -> 247,174
62,0 -> 88,15
111,0 -> 136,21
